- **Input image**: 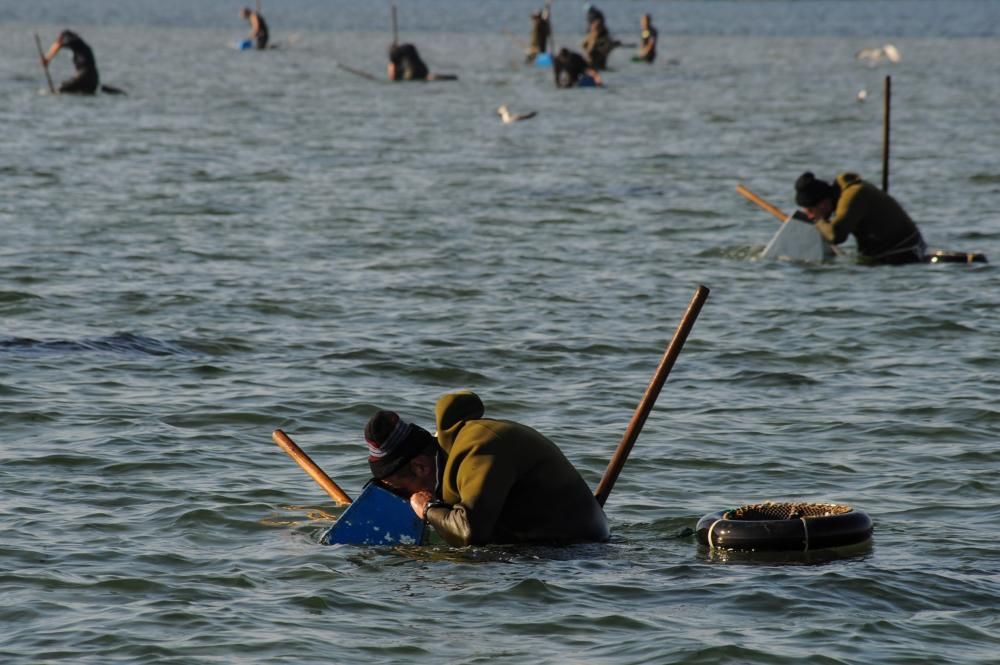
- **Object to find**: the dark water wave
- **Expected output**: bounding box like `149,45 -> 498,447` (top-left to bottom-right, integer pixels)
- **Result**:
0,333 -> 192,356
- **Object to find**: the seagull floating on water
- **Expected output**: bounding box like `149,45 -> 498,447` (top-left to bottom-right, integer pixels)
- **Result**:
497,105 -> 537,124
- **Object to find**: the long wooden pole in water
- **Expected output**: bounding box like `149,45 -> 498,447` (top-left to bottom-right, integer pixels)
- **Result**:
736,184 -> 787,222
272,429 -> 353,505
547,2 -> 555,53
882,75 -> 891,193
594,285 -> 710,507
391,4 -> 398,46
34,33 -> 56,95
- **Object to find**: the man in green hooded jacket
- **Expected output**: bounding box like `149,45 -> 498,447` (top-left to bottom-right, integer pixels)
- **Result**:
363,391 -> 609,547
794,171 -> 926,264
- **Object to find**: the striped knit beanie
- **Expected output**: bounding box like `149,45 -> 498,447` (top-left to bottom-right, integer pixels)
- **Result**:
364,410 -> 435,479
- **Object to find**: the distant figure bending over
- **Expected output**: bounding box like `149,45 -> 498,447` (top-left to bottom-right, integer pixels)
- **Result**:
40,30 -> 99,94
794,171 -> 926,265
387,43 -> 457,81
553,48 -> 602,88
239,7 -> 269,49
634,14 -> 657,63
525,7 -> 551,63
387,42 -> 429,80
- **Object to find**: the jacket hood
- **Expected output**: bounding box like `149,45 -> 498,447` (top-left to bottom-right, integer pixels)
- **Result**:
835,172 -> 862,191
434,391 -> 485,453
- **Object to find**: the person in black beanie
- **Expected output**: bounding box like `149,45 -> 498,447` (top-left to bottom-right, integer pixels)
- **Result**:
363,392 -> 609,547
794,171 -> 926,265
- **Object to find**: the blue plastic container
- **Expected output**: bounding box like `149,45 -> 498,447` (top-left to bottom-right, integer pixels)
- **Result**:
534,52 -> 553,68
321,481 -> 426,546
236,39 -> 253,50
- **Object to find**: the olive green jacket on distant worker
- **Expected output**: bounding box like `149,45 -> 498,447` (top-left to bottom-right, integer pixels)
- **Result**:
817,173 -> 925,262
425,391 -> 610,547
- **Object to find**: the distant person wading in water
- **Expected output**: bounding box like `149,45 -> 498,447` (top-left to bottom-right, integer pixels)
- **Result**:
581,5 -> 619,70
633,14 -> 657,63
240,7 -> 269,49
553,48 -> 602,88
387,43 -> 429,81
525,7 -> 551,63
40,30 -> 99,94
794,172 -> 927,265
386,43 -> 457,81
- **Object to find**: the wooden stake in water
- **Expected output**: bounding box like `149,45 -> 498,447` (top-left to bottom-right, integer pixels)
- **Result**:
34,33 -> 56,95
594,285 -> 710,507
547,2 -> 556,54
272,429 -> 353,505
391,4 -> 398,46
882,75 -> 891,193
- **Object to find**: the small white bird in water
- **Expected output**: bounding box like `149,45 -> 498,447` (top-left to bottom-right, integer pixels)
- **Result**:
857,88 -> 868,102
497,105 -> 537,124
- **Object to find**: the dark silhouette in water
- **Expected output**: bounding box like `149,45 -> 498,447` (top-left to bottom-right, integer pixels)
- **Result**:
40,30 -> 125,95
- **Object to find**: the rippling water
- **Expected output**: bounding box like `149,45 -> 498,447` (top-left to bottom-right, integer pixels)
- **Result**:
2,1 -> 999,663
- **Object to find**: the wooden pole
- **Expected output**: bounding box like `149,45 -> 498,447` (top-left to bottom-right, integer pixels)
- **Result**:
547,2 -> 555,54
272,429 -> 353,505
391,4 -> 398,46
736,184 -> 787,222
34,33 -> 56,95
337,62 -> 378,81
882,75 -> 891,193
594,285 -> 710,507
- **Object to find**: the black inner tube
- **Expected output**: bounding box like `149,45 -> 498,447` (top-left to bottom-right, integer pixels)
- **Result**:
696,502 -> 873,551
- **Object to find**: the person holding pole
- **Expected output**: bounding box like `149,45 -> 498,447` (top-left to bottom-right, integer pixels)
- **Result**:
39,30 -> 99,94
362,392 -> 609,546
793,171 -> 926,265
239,7 -> 269,49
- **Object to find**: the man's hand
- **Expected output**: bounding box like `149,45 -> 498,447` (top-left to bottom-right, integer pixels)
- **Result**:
410,490 -> 435,519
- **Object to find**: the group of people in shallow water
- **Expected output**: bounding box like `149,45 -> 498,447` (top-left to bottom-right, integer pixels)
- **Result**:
37,7 -> 269,95
525,5 -> 659,88
39,7 -> 931,265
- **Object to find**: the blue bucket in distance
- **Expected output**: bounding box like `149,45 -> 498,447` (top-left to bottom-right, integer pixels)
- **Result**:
237,39 -> 253,50
535,52 -> 553,68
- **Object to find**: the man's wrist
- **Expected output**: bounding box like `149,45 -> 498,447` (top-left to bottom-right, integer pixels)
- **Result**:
421,500 -> 449,521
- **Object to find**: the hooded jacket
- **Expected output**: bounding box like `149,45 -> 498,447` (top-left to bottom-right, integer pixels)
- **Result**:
817,173 -> 924,261
425,391 -> 609,546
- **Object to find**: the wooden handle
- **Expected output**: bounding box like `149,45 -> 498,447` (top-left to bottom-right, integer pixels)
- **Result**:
272,429 -> 352,505
882,75 -> 891,193
337,62 -> 378,81
34,33 -> 56,95
594,285 -> 710,507
736,184 -> 787,222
